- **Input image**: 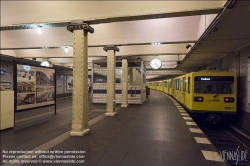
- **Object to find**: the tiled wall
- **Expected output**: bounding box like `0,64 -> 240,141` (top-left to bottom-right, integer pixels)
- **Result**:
128,85 -> 142,104
141,88 -> 146,103
92,83 -> 143,104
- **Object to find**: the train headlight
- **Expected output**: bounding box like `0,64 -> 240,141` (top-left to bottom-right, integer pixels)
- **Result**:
194,97 -> 203,102
224,97 -> 234,103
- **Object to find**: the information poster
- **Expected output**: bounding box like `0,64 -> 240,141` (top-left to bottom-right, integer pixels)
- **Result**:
66,75 -> 73,91
16,64 -> 55,111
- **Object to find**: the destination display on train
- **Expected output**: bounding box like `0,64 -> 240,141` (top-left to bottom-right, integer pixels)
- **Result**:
194,76 -> 234,81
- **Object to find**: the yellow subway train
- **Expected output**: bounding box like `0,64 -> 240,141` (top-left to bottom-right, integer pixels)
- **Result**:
146,71 -> 237,123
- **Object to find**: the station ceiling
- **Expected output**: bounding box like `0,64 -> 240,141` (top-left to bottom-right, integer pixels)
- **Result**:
1,1 -> 249,79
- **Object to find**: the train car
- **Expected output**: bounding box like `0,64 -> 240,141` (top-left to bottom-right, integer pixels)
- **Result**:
148,71 -> 237,123
168,79 -> 174,96
148,82 -> 154,89
147,81 -> 154,89
172,71 -> 237,123
155,81 -> 161,91
159,81 -> 164,91
162,80 -> 169,94
162,79 -> 172,94
151,81 -> 156,89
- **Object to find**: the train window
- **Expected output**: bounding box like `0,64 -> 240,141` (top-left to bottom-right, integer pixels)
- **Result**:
188,77 -> 190,94
179,79 -> 181,90
194,76 -> 234,94
175,79 -> 181,91
183,78 -> 186,92
164,82 -> 168,87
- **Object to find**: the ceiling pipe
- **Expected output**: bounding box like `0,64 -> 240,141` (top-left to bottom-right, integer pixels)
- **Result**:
0,41 -> 196,50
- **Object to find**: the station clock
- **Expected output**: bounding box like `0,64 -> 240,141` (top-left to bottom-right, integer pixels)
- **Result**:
150,58 -> 162,69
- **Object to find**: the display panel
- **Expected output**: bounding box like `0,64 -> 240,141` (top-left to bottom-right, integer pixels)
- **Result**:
66,75 -> 73,91
16,64 -> 55,111
194,76 -> 234,94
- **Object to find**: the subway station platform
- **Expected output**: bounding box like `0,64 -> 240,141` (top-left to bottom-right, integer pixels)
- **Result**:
1,91 -> 227,166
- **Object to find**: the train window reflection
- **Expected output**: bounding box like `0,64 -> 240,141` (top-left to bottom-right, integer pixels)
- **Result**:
164,82 -> 168,87
194,76 -> 234,94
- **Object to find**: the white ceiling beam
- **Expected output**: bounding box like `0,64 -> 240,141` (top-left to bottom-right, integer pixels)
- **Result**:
12,44 -> 190,58
1,1 -> 225,26
146,70 -> 187,75
1,15 -> 201,48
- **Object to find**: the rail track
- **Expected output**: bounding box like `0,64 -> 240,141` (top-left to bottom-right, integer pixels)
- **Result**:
197,123 -> 250,166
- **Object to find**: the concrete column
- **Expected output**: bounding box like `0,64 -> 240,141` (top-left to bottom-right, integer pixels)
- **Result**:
103,45 -> 120,116
121,57 -> 128,108
67,22 -> 94,136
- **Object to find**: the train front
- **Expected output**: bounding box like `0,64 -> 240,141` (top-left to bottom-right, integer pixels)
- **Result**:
191,72 -> 237,124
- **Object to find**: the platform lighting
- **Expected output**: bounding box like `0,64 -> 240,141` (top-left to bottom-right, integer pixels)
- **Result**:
40,59 -> 52,67
65,47 -> 68,52
151,42 -> 161,45
186,44 -> 192,49
37,25 -> 42,34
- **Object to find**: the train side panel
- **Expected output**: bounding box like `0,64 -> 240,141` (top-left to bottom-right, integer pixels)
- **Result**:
162,80 -> 168,94
168,79 -> 173,96
173,76 -> 183,103
160,81 -> 164,91
183,73 -> 193,109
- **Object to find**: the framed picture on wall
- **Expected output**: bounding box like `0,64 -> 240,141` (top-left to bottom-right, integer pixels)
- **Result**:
66,75 -> 73,91
16,64 -> 55,111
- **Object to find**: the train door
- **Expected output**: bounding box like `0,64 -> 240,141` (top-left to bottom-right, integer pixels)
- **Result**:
182,77 -> 186,104
168,81 -> 170,94
169,80 -> 173,96
172,79 -> 175,97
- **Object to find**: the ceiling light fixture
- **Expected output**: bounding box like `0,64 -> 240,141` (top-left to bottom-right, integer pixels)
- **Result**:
186,44 -> 192,49
151,42 -> 161,45
40,58 -> 53,67
65,47 -> 68,52
37,25 -> 42,35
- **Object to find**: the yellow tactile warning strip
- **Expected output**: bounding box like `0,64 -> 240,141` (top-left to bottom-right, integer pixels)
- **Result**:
189,128 -> 203,133
186,122 -> 197,126
183,117 -> 193,120
201,150 -> 224,162
181,113 -> 189,116
179,110 -> 186,113
194,137 -> 211,144
161,92 -> 225,163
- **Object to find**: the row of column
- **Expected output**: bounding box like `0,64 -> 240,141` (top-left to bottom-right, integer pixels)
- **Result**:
67,22 -> 128,136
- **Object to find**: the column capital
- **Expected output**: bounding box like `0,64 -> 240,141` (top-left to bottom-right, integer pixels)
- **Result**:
120,56 -> 129,60
67,22 -> 94,33
103,45 -> 120,52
